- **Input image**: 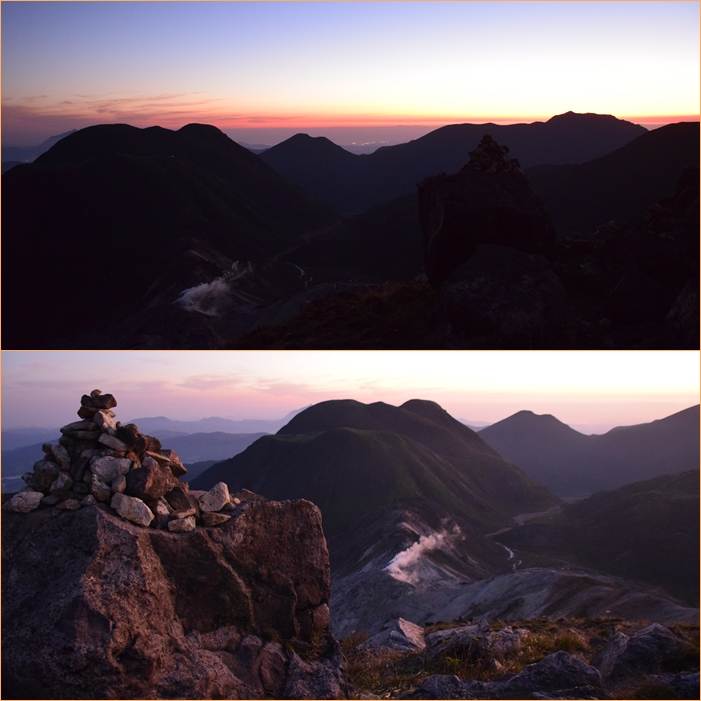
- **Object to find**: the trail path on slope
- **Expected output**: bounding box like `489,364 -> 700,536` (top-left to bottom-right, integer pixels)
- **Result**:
486,505 -> 562,537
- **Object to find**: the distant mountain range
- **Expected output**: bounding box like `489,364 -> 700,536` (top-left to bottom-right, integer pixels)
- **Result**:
260,112 -> 647,214
479,405 -> 700,497
3,114 -> 696,349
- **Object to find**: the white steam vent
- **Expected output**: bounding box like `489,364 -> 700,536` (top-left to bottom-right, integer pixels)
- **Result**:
175,261 -> 252,316
384,524 -> 463,585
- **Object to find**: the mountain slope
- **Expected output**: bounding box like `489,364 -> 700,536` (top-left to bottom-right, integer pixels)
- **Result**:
526,121 -> 700,234
261,112 -> 646,213
497,470 -> 700,606
2,123 -> 336,349
191,399 -> 559,535
479,405 -> 700,497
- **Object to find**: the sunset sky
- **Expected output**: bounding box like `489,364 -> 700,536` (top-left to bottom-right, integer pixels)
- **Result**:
2,1 -> 699,147
2,351 -> 699,434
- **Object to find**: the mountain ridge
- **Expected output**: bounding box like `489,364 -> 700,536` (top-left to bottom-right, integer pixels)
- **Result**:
479,404 -> 700,496
260,111 -> 647,213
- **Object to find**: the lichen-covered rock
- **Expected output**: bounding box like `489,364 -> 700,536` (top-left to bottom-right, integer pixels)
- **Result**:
202,511 -> 231,527
167,515 -> 196,532
125,459 -> 179,501
199,481 -> 231,512
110,492 -> 154,527
2,497 -> 346,699
3,490 -> 44,513
159,448 -> 187,478
90,456 -> 131,484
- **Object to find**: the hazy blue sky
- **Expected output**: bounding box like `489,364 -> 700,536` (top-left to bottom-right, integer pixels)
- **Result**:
2,1 -> 699,146
2,351 -> 699,433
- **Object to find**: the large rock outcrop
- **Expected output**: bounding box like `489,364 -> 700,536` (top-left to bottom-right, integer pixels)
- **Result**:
417,135 -> 556,286
2,494 -> 347,699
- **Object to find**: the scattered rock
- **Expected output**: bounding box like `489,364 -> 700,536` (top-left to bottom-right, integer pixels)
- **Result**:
167,515 -> 197,532
3,490 -> 43,513
202,511 -> 232,527
591,622 -> 690,689
111,492 -> 154,528
199,481 -> 231,512
361,617 -> 426,653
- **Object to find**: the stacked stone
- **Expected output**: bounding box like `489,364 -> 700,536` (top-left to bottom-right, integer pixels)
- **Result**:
4,390 -> 240,532
463,134 -> 523,174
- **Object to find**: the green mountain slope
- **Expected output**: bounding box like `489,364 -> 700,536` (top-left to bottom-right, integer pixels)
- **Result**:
191,399 -> 558,535
498,470 -> 700,605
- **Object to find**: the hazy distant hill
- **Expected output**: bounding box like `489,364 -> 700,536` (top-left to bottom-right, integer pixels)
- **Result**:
127,409 -> 305,437
163,431 -> 268,463
1,129 -> 77,165
479,405 -> 700,497
526,121 -> 700,234
261,112 -> 646,213
191,398 -> 559,534
2,123 -> 336,349
498,470 -> 700,605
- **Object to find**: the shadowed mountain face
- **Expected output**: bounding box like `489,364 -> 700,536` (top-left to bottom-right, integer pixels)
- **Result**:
191,399 -> 559,535
497,470 -> 700,606
479,405 -> 700,497
2,123 -> 336,349
526,121 -> 700,235
261,112 -> 647,214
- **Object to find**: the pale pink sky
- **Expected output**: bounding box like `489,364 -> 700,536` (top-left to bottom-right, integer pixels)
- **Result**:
2,351 -> 698,434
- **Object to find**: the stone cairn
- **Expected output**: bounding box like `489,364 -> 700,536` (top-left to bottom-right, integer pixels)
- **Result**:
462,134 -> 524,174
4,390 -> 238,531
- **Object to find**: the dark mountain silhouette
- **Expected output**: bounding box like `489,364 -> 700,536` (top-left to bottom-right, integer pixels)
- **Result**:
285,191 -> 424,283
261,112 -> 646,213
497,470 -> 700,606
526,121 -> 700,234
479,405 -> 700,497
2,123 -> 336,349
191,399 -> 559,535
257,133 -> 361,213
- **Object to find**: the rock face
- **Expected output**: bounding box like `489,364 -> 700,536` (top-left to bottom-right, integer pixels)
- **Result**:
417,135 -> 556,286
2,495 -> 347,699
441,244 -> 567,345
